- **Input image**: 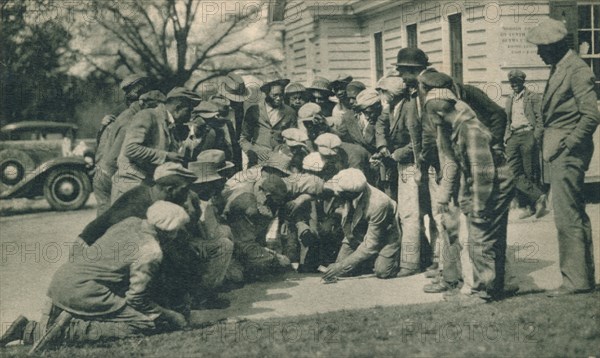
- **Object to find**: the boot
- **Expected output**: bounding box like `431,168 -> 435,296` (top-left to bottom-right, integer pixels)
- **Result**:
396,268 -> 420,278
0,315 -> 29,347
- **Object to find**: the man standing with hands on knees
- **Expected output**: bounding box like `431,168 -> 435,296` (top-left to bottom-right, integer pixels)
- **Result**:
527,18 -> 599,296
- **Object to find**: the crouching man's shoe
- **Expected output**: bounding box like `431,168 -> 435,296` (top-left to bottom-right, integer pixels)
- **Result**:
0,315 -> 29,347
396,268 -> 420,278
443,292 -> 490,305
546,286 -> 592,297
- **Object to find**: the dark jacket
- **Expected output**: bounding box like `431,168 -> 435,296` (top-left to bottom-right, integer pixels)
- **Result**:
99,102 -> 143,176
239,101 -> 297,153
338,111 -> 377,154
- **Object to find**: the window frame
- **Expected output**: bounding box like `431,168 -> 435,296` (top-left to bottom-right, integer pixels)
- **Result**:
577,2 -> 600,96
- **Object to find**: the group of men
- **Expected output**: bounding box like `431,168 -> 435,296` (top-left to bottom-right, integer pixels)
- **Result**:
1,18 -> 597,350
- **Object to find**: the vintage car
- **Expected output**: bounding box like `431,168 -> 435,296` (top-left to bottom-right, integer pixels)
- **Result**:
0,121 -> 96,210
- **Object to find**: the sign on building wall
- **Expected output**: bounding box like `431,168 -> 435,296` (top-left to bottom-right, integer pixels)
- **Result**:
498,24 -> 539,66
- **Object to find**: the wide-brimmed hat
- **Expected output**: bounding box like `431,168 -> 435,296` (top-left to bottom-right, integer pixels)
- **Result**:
329,73 -> 353,91
196,149 -> 235,173
261,151 -> 292,176
392,48 -> 430,67
285,82 -> 307,95
188,156 -> 225,184
260,78 -> 291,93
307,77 -> 334,97
121,74 -> 148,91
154,162 -> 198,182
218,73 -> 252,103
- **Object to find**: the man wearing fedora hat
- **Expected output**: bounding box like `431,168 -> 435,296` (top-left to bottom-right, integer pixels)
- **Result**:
527,18 -> 599,296
218,72 -> 252,138
112,87 -> 200,202
94,74 -> 151,217
239,78 -> 297,167
284,82 -> 309,114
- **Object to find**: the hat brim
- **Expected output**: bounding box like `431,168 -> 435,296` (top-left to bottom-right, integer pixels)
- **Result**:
307,88 -> 334,97
286,139 -> 308,148
318,147 -> 337,156
391,62 -> 431,67
260,79 -> 291,93
219,87 -> 252,103
194,111 -> 219,119
217,161 -> 236,173
192,174 -> 224,184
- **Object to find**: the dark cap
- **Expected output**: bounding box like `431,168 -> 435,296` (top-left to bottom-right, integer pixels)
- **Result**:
392,48 -> 430,67
260,79 -> 291,93
508,69 -> 526,82
167,87 -> 201,103
419,71 -> 454,89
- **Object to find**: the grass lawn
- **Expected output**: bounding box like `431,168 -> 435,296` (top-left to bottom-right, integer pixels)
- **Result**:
3,290 -> 599,357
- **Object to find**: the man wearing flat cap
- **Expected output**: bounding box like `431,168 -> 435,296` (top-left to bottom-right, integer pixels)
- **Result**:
504,69 -> 547,220
240,78 -> 297,166
322,168 -> 401,280
527,18 -> 599,296
112,87 -> 200,202
307,77 -> 336,117
93,74 -> 152,217
330,73 -> 354,130
338,88 -> 381,154
0,201 -> 192,349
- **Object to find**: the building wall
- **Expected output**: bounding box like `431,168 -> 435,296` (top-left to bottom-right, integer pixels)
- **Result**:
281,0 -> 563,106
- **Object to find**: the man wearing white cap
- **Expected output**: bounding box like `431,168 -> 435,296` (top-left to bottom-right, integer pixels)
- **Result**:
322,168 -> 401,280
0,201 -> 190,348
527,18 -> 599,296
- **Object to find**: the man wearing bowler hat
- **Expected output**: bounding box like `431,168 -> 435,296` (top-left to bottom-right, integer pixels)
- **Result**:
94,74 -> 151,217
239,78 -> 297,166
504,69 -> 547,219
527,18 -> 599,296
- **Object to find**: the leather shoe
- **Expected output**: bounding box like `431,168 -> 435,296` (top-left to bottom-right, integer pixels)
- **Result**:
534,194 -> 548,218
425,263 -> 438,271
546,287 -> 592,297
396,268 -> 419,278
424,281 -> 457,293
0,315 -> 28,347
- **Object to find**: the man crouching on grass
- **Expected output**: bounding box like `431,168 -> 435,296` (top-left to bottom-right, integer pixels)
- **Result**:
0,201 -> 190,348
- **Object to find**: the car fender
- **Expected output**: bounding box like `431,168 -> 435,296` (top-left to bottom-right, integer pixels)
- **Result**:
0,157 -> 91,199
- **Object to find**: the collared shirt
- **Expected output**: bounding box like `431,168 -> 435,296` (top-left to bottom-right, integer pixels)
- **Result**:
166,110 -> 175,125
266,103 -> 283,126
510,90 -> 530,129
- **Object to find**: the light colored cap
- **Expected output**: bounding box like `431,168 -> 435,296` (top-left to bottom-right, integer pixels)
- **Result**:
526,18 -> 567,45
376,77 -> 405,96
282,128 -> 308,147
120,74 -> 148,90
355,89 -> 381,110
147,201 -> 190,232
314,133 -> 342,156
328,168 -> 367,193
298,102 -> 322,122
302,152 -> 325,172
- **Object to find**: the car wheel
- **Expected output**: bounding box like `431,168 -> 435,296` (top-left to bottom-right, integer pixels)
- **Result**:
0,149 -> 36,192
43,168 -> 91,211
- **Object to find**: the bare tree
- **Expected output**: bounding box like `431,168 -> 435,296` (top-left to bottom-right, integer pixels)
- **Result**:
64,0 -> 283,91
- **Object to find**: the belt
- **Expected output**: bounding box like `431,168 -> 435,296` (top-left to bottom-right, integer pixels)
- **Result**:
511,126 -> 533,134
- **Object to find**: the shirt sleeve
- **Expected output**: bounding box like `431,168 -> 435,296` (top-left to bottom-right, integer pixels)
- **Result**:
124,113 -> 168,165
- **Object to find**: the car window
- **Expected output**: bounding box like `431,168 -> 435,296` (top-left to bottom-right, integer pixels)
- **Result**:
45,132 -> 65,140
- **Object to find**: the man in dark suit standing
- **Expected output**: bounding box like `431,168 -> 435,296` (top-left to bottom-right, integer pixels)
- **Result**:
239,78 -> 297,166
504,69 -> 547,219
527,18 -> 599,296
